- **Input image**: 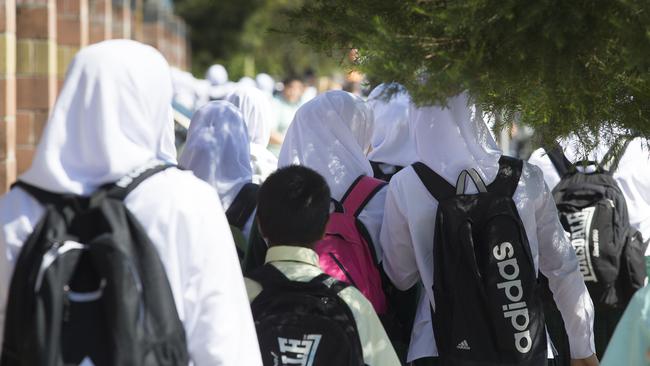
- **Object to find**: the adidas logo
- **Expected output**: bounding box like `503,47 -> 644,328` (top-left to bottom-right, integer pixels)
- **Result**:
456,340 -> 471,351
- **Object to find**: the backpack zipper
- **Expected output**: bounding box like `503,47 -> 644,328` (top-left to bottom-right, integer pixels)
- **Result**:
328,253 -> 359,289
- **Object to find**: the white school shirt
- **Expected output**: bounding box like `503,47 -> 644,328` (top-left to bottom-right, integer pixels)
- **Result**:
380,160 -> 596,362
0,168 -> 263,366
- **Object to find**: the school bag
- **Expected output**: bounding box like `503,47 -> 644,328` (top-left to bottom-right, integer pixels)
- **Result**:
547,140 -> 647,309
225,182 -> 259,261
412,156 -> 547,366
248,264 -> 365,366
1,162 -> 189,366
314,175 -> 389,314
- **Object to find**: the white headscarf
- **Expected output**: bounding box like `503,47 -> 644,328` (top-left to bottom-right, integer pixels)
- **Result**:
206,64 -> 228,86
256,73 -> 275,95
20,40 -> 176,195
225,87 -> 273,147
179,101 -> 252,210
237,76 -> 256,89
409,92 -> 501,184
367,83 -> 418,167
278,90 -> 374,199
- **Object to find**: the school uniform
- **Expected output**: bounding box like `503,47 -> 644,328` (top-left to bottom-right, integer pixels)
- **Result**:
226,87 -> 278,184
245,246 -> 401,366
0,41 -> 262,365
379,93 -> 596,363
179,101 -> 257,241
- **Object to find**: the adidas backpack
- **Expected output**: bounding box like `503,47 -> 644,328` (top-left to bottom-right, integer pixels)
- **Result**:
548,140 -> 647,309
225,182 -> 260,261
1,162 -> 189,366
412,156 -> 547,366
249,264 -> 364,366
314,175 -> 388,314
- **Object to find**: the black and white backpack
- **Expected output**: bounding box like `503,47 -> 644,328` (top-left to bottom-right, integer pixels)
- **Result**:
1,162 -> 189,366
547,140 -> 647,308
248,264 -> 364,366
412,156 -> 547,366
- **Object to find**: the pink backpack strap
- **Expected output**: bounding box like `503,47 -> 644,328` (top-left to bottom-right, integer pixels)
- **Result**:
340,175 -> 387,217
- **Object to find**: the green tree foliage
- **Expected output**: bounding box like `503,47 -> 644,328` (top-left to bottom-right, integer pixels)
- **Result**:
174,0 -> 340,80
290,0 -> 650,146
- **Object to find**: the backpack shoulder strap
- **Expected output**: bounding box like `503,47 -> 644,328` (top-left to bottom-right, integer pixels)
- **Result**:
600,137 -> 632,174
247,263 -> 291,288
411,162 -> 455,201
226,183 -> 260,229
104,161 -> 175,201
488,155 -> 523,197
546,144 -> 573,177
11,181 -> 73,206
340,175 -> 386,217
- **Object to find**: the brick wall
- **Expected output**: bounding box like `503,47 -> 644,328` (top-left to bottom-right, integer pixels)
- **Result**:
0,0 -> 190,191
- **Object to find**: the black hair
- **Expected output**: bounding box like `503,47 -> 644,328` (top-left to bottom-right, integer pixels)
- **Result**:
257,165 -> 331,247
283,76 -> 303,86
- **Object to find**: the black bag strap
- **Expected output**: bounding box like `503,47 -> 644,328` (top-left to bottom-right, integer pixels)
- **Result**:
249,263 -> 350,294
546,144 -> 573,177
225,183 -> 260,229
11,181 -> 76,206
486,155 -> 524,197
411,162 -> 455,202
600,137 -> 632,174
103,162 -> 175,201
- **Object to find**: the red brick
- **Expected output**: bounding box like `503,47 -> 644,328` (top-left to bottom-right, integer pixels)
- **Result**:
58,17 -> 81,45
16,6 -> 48,39
15,110 -> 32,145
32,108 -> 46,141
15,144 -> 33,174
16,76 -> 52,109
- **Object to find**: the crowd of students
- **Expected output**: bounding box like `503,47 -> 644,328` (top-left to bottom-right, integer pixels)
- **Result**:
0,40 -> 649,366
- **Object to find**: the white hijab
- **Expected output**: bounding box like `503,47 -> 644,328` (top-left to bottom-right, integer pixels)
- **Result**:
367,83 -> 418,168
278,90 -> 374,200
179,101 -> 252,210
20,40 -> 176,195
225,87 -> 273,147
410,92 -> 501,184
206,64 -> 228,86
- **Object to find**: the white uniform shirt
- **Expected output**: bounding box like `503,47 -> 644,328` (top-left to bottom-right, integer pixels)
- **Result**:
381,160 -> 596,362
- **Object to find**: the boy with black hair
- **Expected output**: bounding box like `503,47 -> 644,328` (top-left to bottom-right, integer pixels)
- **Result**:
246,165 -> 400,366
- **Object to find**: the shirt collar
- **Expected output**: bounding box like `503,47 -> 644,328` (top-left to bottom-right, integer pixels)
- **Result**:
264,246 -> 320,268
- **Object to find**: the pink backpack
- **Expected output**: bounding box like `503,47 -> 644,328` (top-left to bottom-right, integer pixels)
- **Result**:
315,176 -> 388,314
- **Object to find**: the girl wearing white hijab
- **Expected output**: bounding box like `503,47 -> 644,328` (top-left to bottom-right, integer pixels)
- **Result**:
0,40 -> 262,365
278,90 -> 386,260
529,137 -> 650,248
179,100 -> 257,240
367,83 -> 418,181
226,87 -> 278,184
379,93 -> 597,366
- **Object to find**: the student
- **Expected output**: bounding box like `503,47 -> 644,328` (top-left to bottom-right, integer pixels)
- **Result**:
226,86 -> 279,183
279,90 -> 385,260
379,93 -> 598,366
367,83 -> 418,182
269,77 -> 305,153
601,285 -> 650,366
245,165 -> 400,366
179,101 -> 259,256
0,40 -> 262,365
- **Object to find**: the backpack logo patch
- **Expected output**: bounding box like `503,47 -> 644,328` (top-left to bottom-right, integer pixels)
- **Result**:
456,340 -> 471,351
565,207 -> 597,282
276,334 -> 322,366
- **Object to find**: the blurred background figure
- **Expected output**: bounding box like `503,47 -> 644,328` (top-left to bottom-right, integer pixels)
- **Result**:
269,77 -> 305,154
255,73 -> 276,96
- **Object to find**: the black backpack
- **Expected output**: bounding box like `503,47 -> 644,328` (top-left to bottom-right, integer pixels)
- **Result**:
412,156 -> 547,366
547,140 -> 647,309
1,163 -> 189,366
248,264 -> 365,366
225,182 -> 260,261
